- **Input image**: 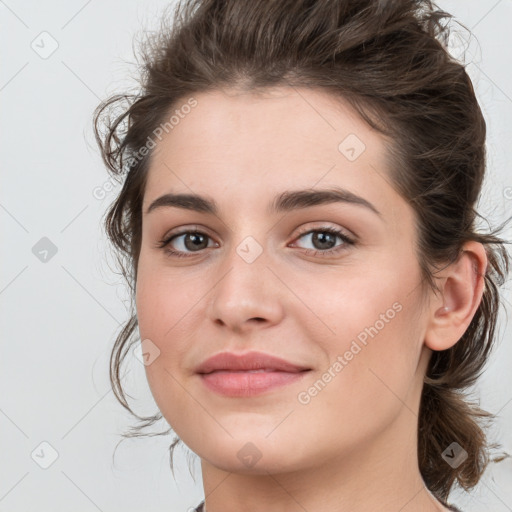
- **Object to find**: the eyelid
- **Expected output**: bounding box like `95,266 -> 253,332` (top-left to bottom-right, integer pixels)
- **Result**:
160,224 -> 213,241
288,225 -> 355,254
292,222 -> 355,241
155,223 -> 357,261
155,225 -> 217,250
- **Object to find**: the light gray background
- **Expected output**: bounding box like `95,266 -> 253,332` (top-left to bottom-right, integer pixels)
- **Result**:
1,1 -> 511,511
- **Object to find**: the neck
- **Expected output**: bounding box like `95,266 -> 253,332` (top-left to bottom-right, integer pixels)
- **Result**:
199,406 -> 451,512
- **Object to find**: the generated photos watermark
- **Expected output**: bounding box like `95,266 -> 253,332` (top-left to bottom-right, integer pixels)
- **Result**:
297,301 -> 403,405
92,97 -> 198,200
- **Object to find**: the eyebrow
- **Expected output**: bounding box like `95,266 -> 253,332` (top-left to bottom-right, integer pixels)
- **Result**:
145,186 -> 382,218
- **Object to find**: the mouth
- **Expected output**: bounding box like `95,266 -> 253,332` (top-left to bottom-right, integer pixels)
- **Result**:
194,350 -> 311,397
195,350 -> 310,374
199,368 -> 307,374
198,368 -> 311,397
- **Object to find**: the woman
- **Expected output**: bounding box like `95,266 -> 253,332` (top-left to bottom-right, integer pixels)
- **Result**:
93,1 -> 511,510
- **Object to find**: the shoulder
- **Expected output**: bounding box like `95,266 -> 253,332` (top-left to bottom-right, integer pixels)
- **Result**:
192,500 -> 463,511
193,501 -> 205,512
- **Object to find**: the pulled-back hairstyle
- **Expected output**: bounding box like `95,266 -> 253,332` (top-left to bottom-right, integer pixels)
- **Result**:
93,0 -> 511,503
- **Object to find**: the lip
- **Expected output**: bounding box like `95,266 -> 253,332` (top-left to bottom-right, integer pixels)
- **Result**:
195,351 -> 310,374
195,351 -> 311,397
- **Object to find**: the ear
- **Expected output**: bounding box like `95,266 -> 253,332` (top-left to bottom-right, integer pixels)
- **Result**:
424,241 -> 488,352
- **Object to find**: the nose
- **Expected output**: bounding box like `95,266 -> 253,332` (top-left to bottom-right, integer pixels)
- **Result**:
206,242 -> 285,334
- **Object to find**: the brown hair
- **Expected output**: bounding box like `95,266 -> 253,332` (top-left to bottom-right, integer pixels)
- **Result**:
93,0 -> 511,502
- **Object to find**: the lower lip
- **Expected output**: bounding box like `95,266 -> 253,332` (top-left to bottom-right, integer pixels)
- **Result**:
198,370 -> 310,397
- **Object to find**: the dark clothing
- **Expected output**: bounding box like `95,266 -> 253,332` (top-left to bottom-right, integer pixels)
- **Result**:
193,500 -> 463,511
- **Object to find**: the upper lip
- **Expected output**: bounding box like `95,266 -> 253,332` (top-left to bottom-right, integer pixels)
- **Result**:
195,351 -> 311,374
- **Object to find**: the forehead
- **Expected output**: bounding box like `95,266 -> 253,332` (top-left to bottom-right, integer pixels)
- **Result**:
150,86 -> 385,165
143,86 -> 401,222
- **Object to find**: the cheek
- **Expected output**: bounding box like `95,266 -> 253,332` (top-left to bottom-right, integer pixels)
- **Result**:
300,255 -> 417,358
290,303 -> 422,456
135,257 -> 207,419
135,253 -> 199,344
296,256 -> 423,419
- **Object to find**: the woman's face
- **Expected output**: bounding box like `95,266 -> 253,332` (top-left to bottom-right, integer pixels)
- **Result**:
136,86 -> 432,474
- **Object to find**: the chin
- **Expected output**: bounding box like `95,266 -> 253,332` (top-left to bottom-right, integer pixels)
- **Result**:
193,435 -> 308,475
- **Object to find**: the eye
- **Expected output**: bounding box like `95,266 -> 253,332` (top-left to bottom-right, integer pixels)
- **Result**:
156,225 -> 355,259
156,228 -> 217,258
290,226 -> 355,257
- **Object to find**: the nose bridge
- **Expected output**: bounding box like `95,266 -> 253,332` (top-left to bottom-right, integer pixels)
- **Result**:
206,233 -> 284,331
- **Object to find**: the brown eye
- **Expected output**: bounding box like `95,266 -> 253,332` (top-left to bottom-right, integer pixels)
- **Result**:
156,226 -> 355,259
178,232 -> 209,251
290,227 -> 355,257
157,229 -> 216,258
300,231 -> 338,250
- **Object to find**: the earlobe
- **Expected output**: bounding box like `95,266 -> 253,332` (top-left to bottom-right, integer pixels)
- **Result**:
424,241 -> 487,352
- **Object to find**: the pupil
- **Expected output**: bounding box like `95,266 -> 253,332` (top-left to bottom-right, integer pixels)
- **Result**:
313,232 -> 335,250
185,233 -> 207,251
181,231 -> 336,252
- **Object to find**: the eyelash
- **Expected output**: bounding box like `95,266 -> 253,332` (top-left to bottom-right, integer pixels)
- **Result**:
156,226 -> 355,259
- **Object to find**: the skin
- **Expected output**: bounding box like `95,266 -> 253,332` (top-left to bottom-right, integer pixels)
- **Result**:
135,86 -> 487,512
